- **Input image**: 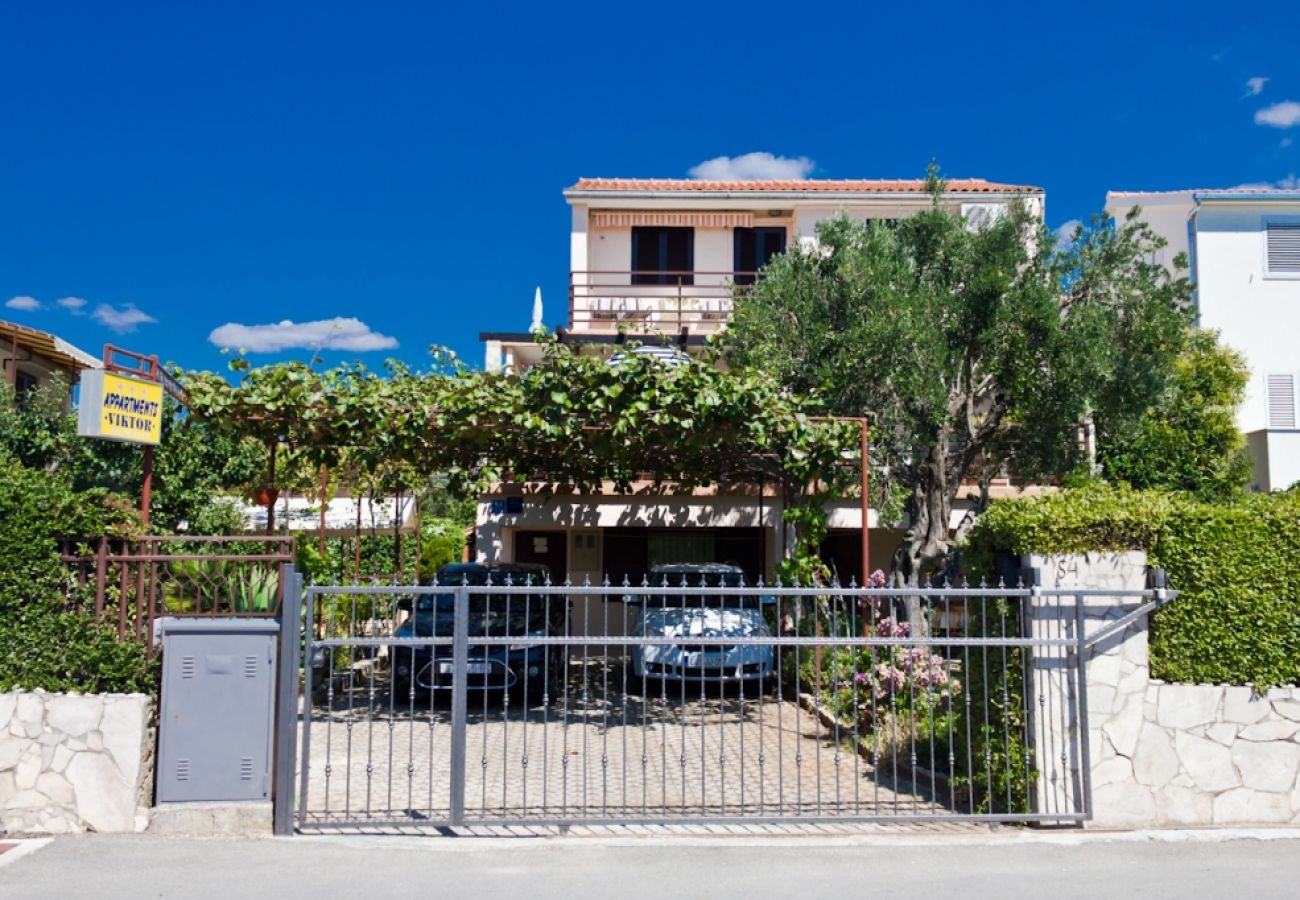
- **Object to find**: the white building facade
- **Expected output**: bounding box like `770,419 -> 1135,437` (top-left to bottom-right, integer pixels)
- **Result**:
478,177 -> 1045,588
1106,189 -> 1300,492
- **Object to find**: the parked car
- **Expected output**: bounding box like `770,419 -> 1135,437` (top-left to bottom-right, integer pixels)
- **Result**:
629,563 -> 775,685
390,562 -> 568,702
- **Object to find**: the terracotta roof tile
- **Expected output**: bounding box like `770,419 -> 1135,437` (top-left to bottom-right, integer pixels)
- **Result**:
568,178 -> 1041,194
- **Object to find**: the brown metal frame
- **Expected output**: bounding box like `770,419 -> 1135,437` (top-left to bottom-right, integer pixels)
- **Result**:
59,535 -> 294,654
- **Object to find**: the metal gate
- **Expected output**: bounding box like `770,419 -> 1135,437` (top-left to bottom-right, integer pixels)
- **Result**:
279,572 -> 1171,832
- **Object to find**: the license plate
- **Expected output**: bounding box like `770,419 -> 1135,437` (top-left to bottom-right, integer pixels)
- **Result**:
440,661 -> 494,675
691,654 -> 727,668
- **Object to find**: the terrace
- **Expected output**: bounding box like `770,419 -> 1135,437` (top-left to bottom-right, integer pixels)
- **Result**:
568,269 -> 754,334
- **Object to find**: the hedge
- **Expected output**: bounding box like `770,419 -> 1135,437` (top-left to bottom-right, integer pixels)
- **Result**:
0,450 -> 156,693
964,483 -> 1300,687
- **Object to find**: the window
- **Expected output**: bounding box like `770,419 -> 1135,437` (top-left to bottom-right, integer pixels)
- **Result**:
1267,374 -> 1296,428
1266,223 -> 1300,276
14,370 -> 37,409
632,227 -> 693,285
733,227 -> 787,285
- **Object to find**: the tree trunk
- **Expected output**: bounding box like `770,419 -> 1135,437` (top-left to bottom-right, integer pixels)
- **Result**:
890,439 -> 957,636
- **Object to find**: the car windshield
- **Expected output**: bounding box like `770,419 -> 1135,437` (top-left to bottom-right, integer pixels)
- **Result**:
412,593 -> 553,631
412,568 -> 554,632
645,569 -> 762,609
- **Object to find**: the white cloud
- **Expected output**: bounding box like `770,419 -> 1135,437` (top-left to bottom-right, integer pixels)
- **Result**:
1283,137 -> 1294,148
1231,174 -> 1300,190
688,152 -> 815,181
56,296 -> 87,314
5,295 -> 41,311
1054,219 -> 1083,251
92,303 -> 157,333
1245,77 -> 1269,97
1255,101 -> 1300,128
207,317 -> 398,353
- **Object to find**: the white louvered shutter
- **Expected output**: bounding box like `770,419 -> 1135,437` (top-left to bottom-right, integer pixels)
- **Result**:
1267,374 -> 1296,428
1266,223 -> 1300,275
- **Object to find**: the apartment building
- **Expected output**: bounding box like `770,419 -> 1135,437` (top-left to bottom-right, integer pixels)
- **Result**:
477,177 -> 1045,588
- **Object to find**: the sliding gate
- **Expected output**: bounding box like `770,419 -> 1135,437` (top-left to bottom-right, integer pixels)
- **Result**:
284,575 -> 1169,831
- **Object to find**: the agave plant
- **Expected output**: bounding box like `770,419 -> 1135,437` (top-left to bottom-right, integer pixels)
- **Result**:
229,566 -> 280,613
166,559 -> 278,613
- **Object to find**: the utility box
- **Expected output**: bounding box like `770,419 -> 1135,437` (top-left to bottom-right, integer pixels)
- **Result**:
157,619 -> 279,803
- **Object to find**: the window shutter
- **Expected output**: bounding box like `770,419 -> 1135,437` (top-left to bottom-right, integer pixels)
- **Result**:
1266,223 -> 1300,274
1267,374 -> 1296,428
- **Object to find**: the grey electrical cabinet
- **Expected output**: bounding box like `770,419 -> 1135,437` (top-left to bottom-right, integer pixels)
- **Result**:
157,619 -> 279,803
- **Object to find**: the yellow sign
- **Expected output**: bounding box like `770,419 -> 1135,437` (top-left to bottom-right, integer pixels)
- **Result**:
77,370 -> 164,445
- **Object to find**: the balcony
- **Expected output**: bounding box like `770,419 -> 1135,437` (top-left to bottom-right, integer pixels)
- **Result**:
568,271 -> 754,334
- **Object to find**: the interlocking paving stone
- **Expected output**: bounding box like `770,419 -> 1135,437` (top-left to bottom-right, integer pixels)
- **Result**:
300,658 -> 960,830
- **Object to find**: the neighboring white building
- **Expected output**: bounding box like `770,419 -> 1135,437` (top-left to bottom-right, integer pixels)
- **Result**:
476,177 -> 1045,591
1106,189 -> 1300,492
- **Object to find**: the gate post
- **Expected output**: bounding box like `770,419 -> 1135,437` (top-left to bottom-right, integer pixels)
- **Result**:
1024,551 -> 1150,824
273,565 -> 303,836
449,584 -> 469,826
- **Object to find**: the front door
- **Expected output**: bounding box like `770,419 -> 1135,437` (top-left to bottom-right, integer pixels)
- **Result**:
513,529 -> 567,582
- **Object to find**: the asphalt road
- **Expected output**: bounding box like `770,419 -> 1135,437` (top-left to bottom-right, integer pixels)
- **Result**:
4,831 -> 1300,899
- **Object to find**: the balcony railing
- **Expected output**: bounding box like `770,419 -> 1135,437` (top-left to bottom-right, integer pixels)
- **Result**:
568,271 -> 754,334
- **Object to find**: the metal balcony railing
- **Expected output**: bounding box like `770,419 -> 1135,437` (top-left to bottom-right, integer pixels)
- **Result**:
568,271 -> 754,333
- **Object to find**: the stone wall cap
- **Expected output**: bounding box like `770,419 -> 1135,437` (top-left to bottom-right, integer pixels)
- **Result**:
0,690 -> 154,700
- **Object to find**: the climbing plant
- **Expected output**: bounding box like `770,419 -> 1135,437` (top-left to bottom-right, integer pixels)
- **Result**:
178,339 -> 861,574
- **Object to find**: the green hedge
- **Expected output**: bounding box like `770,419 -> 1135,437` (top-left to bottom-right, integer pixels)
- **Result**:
0,450 -> 155,694
964,483 -> 1300,687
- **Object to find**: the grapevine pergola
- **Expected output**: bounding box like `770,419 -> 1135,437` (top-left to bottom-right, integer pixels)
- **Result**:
177,340 -> 867,578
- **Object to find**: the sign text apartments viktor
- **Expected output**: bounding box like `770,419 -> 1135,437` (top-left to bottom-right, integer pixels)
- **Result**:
76,370 -> 164,445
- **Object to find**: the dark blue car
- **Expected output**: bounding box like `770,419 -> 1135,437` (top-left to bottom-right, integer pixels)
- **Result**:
390,562 -> 568,703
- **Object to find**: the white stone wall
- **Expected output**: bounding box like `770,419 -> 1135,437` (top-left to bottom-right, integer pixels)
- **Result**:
1098,683 -> 1300,827
0,690 -> 153,834
1027,552 -> 1300,829
1026,551 -> 1152,820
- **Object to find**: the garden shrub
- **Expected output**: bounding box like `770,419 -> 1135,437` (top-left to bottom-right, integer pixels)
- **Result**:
416,525 -> 464,583
0,449 -> 155,693
1148,493 -> 1300,686
963,483 -> 1300,687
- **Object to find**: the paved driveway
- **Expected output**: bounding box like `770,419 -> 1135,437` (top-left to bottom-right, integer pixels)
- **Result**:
300,656 -> 950,827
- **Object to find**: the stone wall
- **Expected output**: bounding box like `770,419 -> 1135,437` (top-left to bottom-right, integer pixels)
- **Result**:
1097,683 -> 1300,827
1027,552 -> 1300,829
0,690 -> 154,834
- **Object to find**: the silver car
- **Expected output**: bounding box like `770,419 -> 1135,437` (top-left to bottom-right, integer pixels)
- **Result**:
629,563 -> 775,684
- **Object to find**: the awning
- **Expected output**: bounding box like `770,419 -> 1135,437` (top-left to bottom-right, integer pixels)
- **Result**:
589,210 -> 755,229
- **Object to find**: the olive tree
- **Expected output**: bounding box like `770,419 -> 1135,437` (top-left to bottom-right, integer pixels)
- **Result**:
724,172 -> 1192,584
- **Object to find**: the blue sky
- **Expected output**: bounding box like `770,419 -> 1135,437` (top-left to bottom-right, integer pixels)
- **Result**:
3,1 -> 1297,373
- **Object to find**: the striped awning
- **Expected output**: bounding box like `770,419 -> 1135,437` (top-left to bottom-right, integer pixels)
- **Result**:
589,210 -> 754,229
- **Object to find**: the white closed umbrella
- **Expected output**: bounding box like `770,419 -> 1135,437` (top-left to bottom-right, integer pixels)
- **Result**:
529,286 -> 544,334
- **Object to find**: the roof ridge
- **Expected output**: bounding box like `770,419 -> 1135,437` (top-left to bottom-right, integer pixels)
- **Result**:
568,177 -> 1042,193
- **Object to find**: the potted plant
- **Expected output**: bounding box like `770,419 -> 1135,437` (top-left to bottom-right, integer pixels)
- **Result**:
252,486 -> 280,507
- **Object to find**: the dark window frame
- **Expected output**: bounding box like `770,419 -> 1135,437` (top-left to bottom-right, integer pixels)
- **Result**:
631,226 -> 694,285
733,226 -> 787,285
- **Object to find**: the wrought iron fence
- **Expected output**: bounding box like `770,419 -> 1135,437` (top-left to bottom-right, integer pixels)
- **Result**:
284,573 -> 1173,831
59,535 -> 295,649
